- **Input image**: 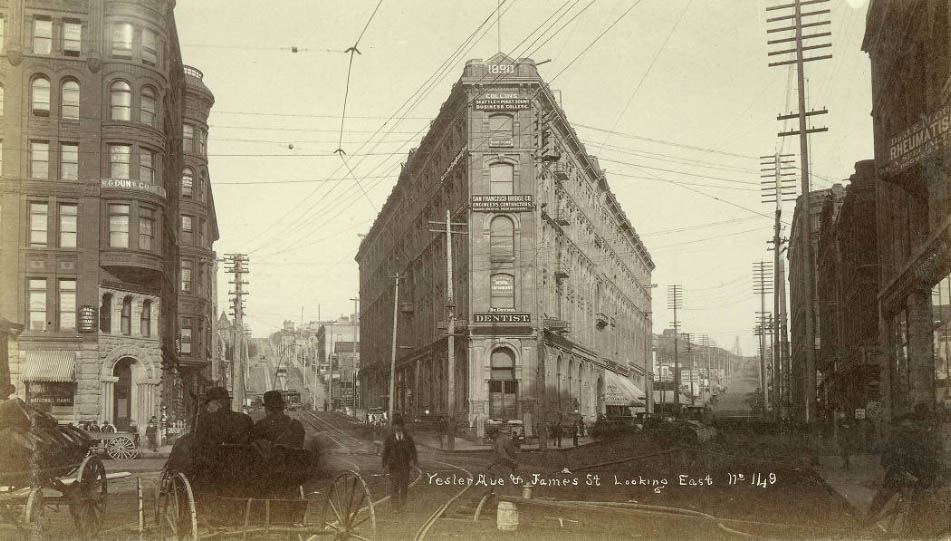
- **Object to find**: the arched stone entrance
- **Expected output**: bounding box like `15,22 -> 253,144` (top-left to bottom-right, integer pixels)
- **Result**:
100,347 -> 160,434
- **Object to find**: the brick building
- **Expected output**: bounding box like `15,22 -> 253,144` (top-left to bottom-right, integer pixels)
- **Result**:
816,161 -> 880,424
863,0 -> 951,421
788,184 -> 845,422
0,0 -> 218,438
356,54 -> 654,439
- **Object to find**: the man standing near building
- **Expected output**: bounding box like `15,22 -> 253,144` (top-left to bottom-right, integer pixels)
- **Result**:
382,414 -> 417,512
251,390 -> 305,447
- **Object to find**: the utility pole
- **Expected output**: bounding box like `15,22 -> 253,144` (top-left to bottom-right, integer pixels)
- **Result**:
388,274 -> 403,428
754,260 -> 773,416
700,335 -> 711,399
685,334 -> 695,406
350,295 -> 359,416
667,285 -> 683,415
767,0 -> 831,423
224,254 -> 249,413
429,210 -> 468,451
762,151 -> 797,418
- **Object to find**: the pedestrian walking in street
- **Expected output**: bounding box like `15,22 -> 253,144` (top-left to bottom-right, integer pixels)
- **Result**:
488,426 -> 518,475
146,416 -> 159,452
572,422 -> 579,447
577,418 -> 586,438
551,421 -> 563,448
382,414 -> 417,513
837,416 -> 853,470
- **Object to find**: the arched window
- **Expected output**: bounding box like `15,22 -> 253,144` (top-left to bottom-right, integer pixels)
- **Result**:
140,300 -> 151,337
110,81 -> 132,121
490,216 -> 514,261
140,86 -> 156,126
490,273 -> 515,309
120,296 -> 132,335
61,80 -> 80,119
100,293 -> 112,333
31,77 -> 50,116
489,162 -> 514,195
182,167 -> 194,198
489,348 -> 517,420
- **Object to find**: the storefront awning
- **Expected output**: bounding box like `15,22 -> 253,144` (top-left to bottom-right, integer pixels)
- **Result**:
603,370 -> 646,407
22,351 -> 77,382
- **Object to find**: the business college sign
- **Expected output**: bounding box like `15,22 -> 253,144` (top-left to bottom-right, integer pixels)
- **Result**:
473,313 -> 531,324
474,91 -> 529,111
471,194 -> 533,212
884,103 -> 951,177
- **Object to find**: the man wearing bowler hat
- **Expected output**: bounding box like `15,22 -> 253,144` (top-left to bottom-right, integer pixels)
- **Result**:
251,390 -> 305,447
194,386 -> 253,449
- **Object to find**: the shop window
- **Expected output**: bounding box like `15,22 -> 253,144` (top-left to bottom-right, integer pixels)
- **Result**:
108,204 -> 130,248
110,81 -> 132,120
120,296 -> 131,335
28,278 -> 47,331
490,162 -> 514,195
61,80 -> 80,119
489,348 -> 517,420
59,203 -> 77,248
490,273 -> 515,310
100,293 -> 112,333
490,216 -> 514,261
140,300 -> 151,337
59,279 -> 76,331
31,77 -> 50,116
33,18 -> 52,55
29,202 -> 48,247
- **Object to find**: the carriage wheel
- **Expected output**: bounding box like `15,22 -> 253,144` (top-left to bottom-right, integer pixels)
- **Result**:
106,435 -> 138,460
23,487 -> 44,540
157,472 -> 197,540
70,454 -> 108,538
322,470 -> 376,540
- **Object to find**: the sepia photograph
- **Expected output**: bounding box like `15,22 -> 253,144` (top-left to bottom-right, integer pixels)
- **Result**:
0,0 -> 950,538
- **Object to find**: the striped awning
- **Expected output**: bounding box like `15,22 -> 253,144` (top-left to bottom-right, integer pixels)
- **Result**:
603,370 -> 646,407
22,351 -> 77,382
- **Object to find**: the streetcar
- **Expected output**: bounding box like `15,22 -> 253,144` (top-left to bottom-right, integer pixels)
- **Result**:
281,390 -> 302,411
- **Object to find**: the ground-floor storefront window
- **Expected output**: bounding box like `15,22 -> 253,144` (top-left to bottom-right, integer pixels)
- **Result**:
489,348 -> 517,420
933,273 -> 951,409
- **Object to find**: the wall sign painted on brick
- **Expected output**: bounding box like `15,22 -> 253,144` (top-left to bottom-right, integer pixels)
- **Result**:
471,194 -> 533,212
884,103 -> 951,176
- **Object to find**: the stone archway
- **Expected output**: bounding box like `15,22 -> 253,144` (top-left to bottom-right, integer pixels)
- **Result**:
100,346 -> 160,433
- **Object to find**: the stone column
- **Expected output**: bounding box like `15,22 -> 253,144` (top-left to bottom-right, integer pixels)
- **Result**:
100,377 -> 118,423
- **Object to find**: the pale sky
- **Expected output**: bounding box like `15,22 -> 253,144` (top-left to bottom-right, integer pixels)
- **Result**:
175,0 -> 873,356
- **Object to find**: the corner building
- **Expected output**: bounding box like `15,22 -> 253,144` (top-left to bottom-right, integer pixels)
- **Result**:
357,54 -> 654,439
0,0 -> 218,439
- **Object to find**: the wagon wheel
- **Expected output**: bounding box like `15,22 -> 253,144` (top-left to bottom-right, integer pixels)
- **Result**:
157,472 -> 197,540
322,470 -> 376,540
22,487 -> 45,541
106,435 -> 139,460
69,454 -> 108,538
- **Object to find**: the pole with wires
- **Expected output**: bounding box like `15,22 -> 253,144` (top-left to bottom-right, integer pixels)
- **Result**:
667,285 -> 683,415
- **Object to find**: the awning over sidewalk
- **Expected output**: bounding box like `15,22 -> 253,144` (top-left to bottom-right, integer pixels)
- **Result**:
603,370 -> 646,407
22,351 -> 77,382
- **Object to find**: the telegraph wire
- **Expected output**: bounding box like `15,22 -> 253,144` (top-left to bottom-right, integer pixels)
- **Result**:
336,0 -> 385,154
547,1 -> 642,84
524,0 -> 594,58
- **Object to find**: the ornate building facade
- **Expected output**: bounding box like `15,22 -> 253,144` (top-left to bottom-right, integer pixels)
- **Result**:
0,0 -> 218,438
356,54 -> 654,439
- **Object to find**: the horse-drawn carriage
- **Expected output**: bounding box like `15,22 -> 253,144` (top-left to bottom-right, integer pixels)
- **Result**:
0,400 -> 108,539
156,439 -> 377,539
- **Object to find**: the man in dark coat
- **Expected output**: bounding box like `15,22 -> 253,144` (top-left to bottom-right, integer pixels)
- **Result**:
191,387 -> 253,491
382,414 -> 417,512
251,390 -> 305,447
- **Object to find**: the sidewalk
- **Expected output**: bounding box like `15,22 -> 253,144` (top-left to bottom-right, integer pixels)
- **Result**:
815,453 -> 882,518
411,430 -> 598,453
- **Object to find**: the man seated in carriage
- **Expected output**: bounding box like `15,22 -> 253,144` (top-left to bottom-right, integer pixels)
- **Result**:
251,391 -> 305,448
